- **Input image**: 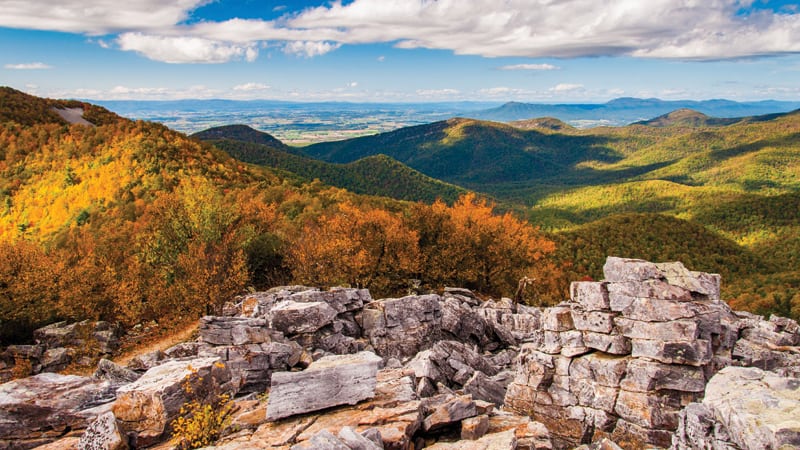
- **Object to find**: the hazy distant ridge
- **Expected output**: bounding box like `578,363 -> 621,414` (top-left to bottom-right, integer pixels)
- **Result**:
467,97 -> 800,125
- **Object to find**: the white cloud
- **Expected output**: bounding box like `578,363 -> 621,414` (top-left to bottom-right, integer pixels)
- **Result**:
233,82 -> 270,91
282,40 -> 341,58
4,62 -> 52,70
499,63 -> 559,71
550,83 -> 585,93
0,0 -> 209,34
6,0 -> 800,64
348,82 -> 359,88
288,0 -> 800,60
377,55 -> 385,62
117,33 -> 258,63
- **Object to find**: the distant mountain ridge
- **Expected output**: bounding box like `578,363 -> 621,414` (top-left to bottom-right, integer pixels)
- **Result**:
468,97 -> 800,125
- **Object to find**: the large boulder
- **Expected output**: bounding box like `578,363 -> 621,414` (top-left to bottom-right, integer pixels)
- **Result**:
700,366 -> 800,449
112,357 -> 235,447
268,300 -> 338,334
266,351 -> 383,421
362,294 -> 443,360
0,373 -> 116,449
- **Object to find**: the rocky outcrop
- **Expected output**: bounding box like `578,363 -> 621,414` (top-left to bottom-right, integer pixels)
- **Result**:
266,351 -> 383,421
505,257 -> 800,449
0,373 -> 116,449
672,366 -> 800,450
4,259 -> 800,450
1,321 -> 121,379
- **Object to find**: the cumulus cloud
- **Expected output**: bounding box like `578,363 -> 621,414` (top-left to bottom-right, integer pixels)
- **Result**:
0,0 -> 209,34
282,40 -> 341,57
6,0 -> 800,63
4,62 -> 52,70
499,63 -> 559,71
288,0 -> 800,60
117,33 -> 258,63
233,82 -> 270,91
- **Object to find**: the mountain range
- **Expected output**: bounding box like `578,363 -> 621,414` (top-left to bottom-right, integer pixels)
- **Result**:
1,86 -> 798,339
467,97 -> 800,125
195,103 -> 800,320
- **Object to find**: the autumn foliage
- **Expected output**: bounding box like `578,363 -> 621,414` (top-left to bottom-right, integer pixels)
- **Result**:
0,89 -> 562,344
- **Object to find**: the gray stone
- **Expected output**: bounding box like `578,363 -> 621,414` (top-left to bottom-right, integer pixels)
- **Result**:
582,332 -> 631,355
463,371 -> 508,406
362,294 -> 443,360
441,298 -> 493,349
266,351 -> 383,421
603,257 -> 662,282
569,353 -> 629,388
269,300 -> 338,334
560,330 -> 590,357
163,341 -> 207,359
40,347 -> 71,371
422,394 -> 477,431
570,281 -> 610,311
360,428 -> 384,449
338,426 -> 383,450
703,366 -> 800,450
570,378 -> 619,413
613,297 -> 718,322
198,316 -> 283,346
671,402 -> 738,450
288,287 -> 372,314
77,411 -> 128,450
571,309 -> 616,334
542,306 -> 574,332
615,317 -> 700,341
291,429 -> 350,450
93,359 -> 140,386
125,350 -> 165,372
631,338 -> 712,366
655,261 -> 721,300
201,342 -> 296,393
0,373 -> 116,449
620,359 -> 705,393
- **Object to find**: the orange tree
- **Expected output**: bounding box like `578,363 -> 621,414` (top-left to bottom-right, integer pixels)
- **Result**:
411,193 -> 560,302
288,201 -> 420,295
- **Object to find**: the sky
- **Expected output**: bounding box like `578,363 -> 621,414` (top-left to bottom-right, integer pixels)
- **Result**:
2,0 -> 800,103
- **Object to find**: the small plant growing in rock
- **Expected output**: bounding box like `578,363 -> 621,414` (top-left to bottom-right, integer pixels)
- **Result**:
170,364 -> 235,449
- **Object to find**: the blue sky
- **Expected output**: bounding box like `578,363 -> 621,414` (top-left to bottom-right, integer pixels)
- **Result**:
2,0 -> 800,102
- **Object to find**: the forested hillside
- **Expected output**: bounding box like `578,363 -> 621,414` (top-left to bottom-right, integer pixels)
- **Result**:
194,127 -> 464,203
300,109 -> 800,320
0,88 -> 559,345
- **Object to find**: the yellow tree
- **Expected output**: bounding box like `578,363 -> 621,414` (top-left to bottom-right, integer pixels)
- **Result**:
289,202 -> 419,295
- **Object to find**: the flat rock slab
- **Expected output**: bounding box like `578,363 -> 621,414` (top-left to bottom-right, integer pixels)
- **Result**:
0,373 -> 115,448
269,300 -> 337,334
266,351 -> 383,421
704,366 -> 800,450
